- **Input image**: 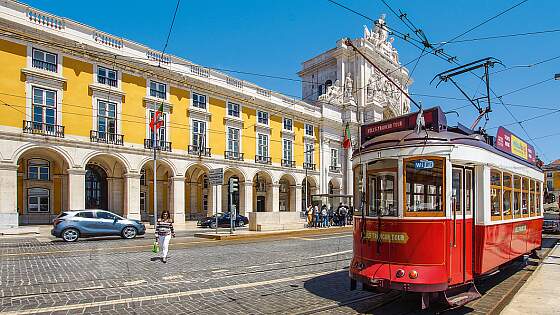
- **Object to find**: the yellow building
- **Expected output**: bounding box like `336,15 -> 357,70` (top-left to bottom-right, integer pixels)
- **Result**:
544,159 -> 560,204
0,2 -> 339,227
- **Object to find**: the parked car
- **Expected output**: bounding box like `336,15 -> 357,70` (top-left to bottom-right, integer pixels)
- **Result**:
51,210 -> 146,242
197,212 -> 249,228
543,211 -> 560,234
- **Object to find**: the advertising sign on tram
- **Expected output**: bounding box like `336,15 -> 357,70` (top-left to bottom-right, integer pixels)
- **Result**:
494,127 -> 536,163
414,160 -> 434,170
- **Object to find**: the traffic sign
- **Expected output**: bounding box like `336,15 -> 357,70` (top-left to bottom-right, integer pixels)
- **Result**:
208,168 -> 224,186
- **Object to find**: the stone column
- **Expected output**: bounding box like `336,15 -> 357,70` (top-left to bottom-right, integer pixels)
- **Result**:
294,184 -> 302,212
241,181 -> 253,215
0,164 -> 19,228
271,183 -> 280,212
171,176 -> 185,223
124,173 -> 141,220
67,169 -> 86,210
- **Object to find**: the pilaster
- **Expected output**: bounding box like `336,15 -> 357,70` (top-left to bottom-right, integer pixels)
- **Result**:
67,169 -> 86,210
0,164 -> 19,228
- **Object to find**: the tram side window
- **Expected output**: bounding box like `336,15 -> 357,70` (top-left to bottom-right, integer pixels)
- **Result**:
536,181 -> 542,216
405,158 -> 444,216
465,169 -> 473,216
452,169 -> 463,216
367,174 -> 397,217
513,175 -> 521,218
530,180 -> 536,216
503,173 -> 513,219
490,170 -> 502,221
522,177 -> 529,217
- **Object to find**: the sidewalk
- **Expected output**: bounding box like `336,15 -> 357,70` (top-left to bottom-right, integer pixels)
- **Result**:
500,244 -> 560,315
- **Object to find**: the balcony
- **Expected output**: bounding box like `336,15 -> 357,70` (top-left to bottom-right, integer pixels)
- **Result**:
281,159 -> 295,168
188,145 -> 211,157
32,59 -> 57,72
144,138 -> 172,152
90,130 -> 124,145
303,162 -> 316,171
255,155 -> 272,165
97,76 -> 118,87
329,165 -> 341,173
224,151 -> 244,161
23,120 -> 64,138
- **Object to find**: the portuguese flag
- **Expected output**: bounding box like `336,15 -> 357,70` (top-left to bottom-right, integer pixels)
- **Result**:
343,122 -> 351,149
149,103 -> 165,131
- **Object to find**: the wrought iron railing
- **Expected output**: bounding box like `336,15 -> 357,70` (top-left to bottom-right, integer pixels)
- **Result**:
224,150 -> 244,161
188,145 -> 211,157
97,76 -> 118,87
255,155 -> 272,165
144,138 -> 172,152
23,120 -> 64,138
90,130 -> 124,145
329,165 -> 341,173
32,59 -> 57,72
303,162 -> 316,170
281,159 -> 295,168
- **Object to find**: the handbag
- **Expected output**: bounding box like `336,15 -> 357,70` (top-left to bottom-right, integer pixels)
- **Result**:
152,241 -> 159,253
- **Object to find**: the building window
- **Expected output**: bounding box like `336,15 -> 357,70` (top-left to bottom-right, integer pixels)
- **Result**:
149,81 -> 166,99
547,172 -> 553,178
283,139 -> 293,161
257,134 -> 269,157
227,127 -> 240,153
257,110 -> 269,125
193,92 -> 207,109
140,168 -> 146,186
548,180 -> 553,191
192,120 -> 206,148
149,110 -> 166,143
330,148 -> 338,166
32,48 -> 57,72
28,188 -> 49,212
27,159 -> 50,180
305,143 -> 314,164
97,100 -> 116,136
283,118 -> 293,131
404,157 -> 445,216
305,124 -> 314,136
97,67 -> 118,87
227,102 -> 240,117
32,87 -> 56,126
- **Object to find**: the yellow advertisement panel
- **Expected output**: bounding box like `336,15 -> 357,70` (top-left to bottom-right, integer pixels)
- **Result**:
510,134 -> 528,160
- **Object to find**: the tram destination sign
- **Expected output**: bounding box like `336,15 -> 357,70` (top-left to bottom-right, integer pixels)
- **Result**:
361,106 -> 447,143
495,127 -> 536,164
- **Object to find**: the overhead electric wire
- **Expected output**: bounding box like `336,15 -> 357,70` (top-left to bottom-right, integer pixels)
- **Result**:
498,77 -> 555,98
440,28 -> 560,44
492,54 -> 560,75
160,0 -> 181,57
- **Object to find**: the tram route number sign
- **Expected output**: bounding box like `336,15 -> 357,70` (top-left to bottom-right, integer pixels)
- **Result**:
208,168 -> 224,186
414,160 -> 434,170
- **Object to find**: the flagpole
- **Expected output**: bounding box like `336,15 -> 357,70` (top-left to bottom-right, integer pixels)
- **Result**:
153,122 -> 158,228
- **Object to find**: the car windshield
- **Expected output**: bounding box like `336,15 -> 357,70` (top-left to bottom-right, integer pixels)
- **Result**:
56,212 -> 69,218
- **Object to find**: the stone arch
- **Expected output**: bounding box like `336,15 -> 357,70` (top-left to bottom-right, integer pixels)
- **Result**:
84,153 -> 129,216
302,175 -> 319,209
140,159 -> 175,221
82,151 -> 131,174
253,170 -> 274,212
137,157 -> 177,177
222,167 -> 247,215
185,163 -> 211,219
13,144 -> 73,167
279,173 -> 297,212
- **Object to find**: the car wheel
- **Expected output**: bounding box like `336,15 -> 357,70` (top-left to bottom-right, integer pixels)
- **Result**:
122,226 -> 138,239
237,220 -> 245,227
62,228 -> 79,242
209,222 -> 217,229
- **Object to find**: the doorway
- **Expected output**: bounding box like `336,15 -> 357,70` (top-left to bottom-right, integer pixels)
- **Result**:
256,196 -> 266,212
85,164 -> 108,210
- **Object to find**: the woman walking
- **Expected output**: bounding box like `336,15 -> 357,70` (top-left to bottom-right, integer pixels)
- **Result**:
155,211 -> 175,263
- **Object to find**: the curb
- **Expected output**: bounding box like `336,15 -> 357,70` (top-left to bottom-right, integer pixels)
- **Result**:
194,226 -> 353,240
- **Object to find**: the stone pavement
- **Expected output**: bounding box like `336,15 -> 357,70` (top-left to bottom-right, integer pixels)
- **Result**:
500,243 -> 560,315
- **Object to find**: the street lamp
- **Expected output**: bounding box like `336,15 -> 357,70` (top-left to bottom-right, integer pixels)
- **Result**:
304,147 -> 315,211
555,73 -> 560,81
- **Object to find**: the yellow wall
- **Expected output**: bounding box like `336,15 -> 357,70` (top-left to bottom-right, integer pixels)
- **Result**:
270,115 -> 282,163
208,97 -> 226,154
314,126 -> 320,167
169,87 -> 189,150
0,39 -> 26,127
242,107 -> 256,160
53,178 -> 62,214
294,121 -> 305,167
553,172 -> 560,190
62,57 -> 93,137
121,73 -> 147,145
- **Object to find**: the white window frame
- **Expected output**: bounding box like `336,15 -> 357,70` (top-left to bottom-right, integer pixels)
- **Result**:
192,119 -> 207,148
96,66 -> 118,88
27,159 -> 50,181
227,101 -> 240,118
148,80 -> 167,100
305,123 -> 314,136
149,110 -> 168,144
330,148 -> 339,167
27,188 -> 50,213
305,142 -> 314,164
97,99 -> 117,135
283,117 -> 293,131
31,48 -> 58,73
193,92 -> 207,110
283,139 -> 293,162
227,127 -> 241,154
257,110 -> 269,125
257,133 -> 269,158
31,86 -> 57,126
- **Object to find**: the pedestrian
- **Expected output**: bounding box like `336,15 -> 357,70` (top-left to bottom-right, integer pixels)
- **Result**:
306,205 -> 313,228
313,204 -> 320,228
155,210 -> 175,263
328,205 -> 334,227
339,203 -> 348,227
321,205 -> 328,228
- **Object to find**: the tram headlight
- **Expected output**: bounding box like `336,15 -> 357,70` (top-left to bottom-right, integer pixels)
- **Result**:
395,269 -> 405,278
409,270 -> 418,279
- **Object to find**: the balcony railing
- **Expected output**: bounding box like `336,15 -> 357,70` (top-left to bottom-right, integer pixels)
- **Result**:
224,151 -> 244,161
329,165 -> 341,173
255,155 -> 272,165
144,138 -> 172,152
303,162 -> 316,171
188,145 -> 211,157
97,76 -> 118,87
149,89 -> 166,99
281,159 -> 295,168
90,130 -> 124,145
23,120 -> 64,138
32,59 -> 57,72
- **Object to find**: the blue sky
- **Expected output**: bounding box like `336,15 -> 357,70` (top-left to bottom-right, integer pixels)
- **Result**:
23,0 -> 560,162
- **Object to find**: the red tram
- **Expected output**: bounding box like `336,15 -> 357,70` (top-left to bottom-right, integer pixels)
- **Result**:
349,107 -> 543,308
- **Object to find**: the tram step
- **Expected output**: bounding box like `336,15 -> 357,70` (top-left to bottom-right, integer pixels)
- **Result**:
443,282 -> 481,307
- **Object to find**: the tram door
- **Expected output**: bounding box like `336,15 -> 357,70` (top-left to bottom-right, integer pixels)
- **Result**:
450,167 -> 474,284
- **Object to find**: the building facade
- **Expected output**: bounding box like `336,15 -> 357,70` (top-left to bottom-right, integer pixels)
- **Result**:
0,3 -> 409,228
544,159 -> 560,206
